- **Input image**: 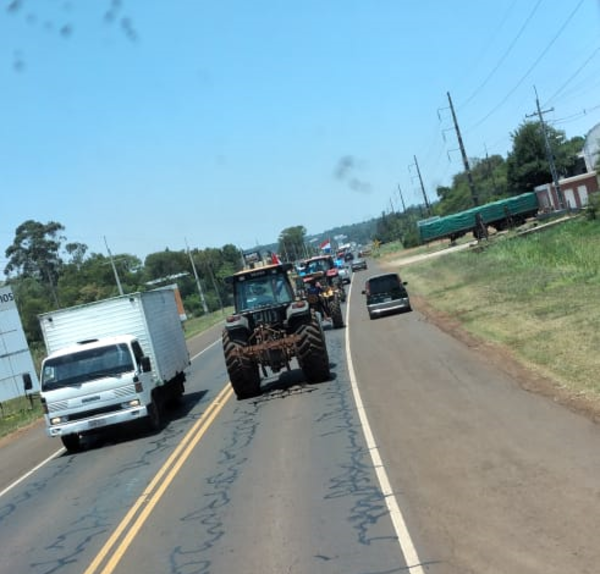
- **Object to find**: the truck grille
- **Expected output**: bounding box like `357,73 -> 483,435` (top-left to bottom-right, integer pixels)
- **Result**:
68,404 -> 126,421
46,384 -> 136,413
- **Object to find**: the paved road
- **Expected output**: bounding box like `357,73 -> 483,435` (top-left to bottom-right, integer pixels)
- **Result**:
1,263 -> 600,573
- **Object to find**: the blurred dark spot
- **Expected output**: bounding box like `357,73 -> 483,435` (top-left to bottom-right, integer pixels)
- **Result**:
26,13 -> 36,25
60,24 -> 73,38
13,51 -> 25,72
334,155 -> 372,194
335,155 -> 355,180
6,0 -> 23,14
105,0 -> 122,24
121,17 -> 138,42
349,178 -> 372,193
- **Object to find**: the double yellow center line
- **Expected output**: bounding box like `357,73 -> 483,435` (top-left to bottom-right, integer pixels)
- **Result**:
84,383 -> 234,574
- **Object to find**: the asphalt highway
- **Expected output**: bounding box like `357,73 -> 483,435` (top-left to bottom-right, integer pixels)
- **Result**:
1,260 -> 599,574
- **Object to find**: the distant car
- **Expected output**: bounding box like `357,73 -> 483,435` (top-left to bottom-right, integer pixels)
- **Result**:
351,257 -> 368,272
337,265 -> 351,284
361,272 -> 412,319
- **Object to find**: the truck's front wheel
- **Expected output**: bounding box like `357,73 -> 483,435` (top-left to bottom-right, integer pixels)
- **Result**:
222,329 -> 261,399
295,316 -> 331,383
61,433 -> 82,453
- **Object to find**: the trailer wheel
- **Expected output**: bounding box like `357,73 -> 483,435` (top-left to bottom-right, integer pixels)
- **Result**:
222,330 -> 261,400
61,433 -> 82,453
296,317 -> 331,383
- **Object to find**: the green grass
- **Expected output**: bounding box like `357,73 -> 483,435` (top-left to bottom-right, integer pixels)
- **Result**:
0,395 -> 44,440
0,307 -> 233,441
183,307 -> 233,338
393,216 -> 600,398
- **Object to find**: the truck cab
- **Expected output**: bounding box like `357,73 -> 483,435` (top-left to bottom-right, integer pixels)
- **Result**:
40,335 -> 154,450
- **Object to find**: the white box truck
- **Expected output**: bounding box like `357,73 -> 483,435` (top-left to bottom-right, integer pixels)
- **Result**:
38,289 -> 190,452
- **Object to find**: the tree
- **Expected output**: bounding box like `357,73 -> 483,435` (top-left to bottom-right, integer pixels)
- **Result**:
4,220 -> 67,305
144,249 -> 189,283
278,226 -> 307,262
506,121 -> 577,194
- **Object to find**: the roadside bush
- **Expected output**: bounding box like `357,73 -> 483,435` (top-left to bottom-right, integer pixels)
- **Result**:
585,193 -> 600,220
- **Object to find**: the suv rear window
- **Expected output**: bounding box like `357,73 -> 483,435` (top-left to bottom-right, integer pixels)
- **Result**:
367,274 -> 402,295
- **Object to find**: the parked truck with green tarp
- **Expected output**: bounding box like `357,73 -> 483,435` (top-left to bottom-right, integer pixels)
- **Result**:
418,192 -> 539,244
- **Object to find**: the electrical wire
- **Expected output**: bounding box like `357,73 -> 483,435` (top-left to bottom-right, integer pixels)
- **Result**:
543,43 -> 600,106
468,0 -> 586,132
459,0 -> 541,109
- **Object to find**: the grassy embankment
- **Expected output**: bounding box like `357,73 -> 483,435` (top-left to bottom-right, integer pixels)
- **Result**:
381,216 -> 600,407
0,307 -> 232,440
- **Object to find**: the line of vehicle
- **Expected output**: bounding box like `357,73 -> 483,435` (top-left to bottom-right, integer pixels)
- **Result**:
83,382 -> 234,574
345,280 -> 426,573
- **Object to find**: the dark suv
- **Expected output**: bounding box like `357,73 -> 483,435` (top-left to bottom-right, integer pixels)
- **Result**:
362,273 -> 411,319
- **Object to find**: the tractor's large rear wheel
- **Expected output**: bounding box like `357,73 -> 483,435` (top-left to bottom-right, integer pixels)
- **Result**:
295,317 -> 331,383
222,329 -> 261,399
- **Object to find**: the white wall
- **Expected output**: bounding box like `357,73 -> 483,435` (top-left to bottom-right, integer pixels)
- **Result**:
0,286 -> 40,403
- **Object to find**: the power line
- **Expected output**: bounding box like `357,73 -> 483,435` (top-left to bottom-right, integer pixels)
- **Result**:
543,43 -> 600,106
552,103 -> 600,125
459,0 -> 542,109
469,0 -> 586,132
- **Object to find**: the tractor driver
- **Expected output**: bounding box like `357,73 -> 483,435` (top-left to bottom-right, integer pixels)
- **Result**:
305,277 -> 328,319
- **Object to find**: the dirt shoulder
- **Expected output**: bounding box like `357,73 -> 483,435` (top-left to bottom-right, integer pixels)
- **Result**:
379,253 -> 600,425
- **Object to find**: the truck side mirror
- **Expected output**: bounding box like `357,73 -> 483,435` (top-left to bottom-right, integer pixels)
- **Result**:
22,373 -> 33,392
140,356 -> 152,373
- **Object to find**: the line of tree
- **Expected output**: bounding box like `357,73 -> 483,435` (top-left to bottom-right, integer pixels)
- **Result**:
3,220 -> 244,344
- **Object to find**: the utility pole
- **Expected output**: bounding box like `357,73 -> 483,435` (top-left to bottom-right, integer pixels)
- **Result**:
397,184 -> 407,213
104,236 -> 124,296
185,238 -> 209,315
526,86 -> 565,210
412,155 -> 432,216
447,91 -> 478,206
205,257 -> 224,315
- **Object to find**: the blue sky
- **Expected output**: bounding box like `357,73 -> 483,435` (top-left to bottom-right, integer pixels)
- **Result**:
2,0 -> 600,264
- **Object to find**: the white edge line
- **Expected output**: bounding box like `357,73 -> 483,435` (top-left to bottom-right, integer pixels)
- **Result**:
345,280 -> 426,573
0,448 -> 65,499
1,337 -> 221,501
189,338 -> 220,362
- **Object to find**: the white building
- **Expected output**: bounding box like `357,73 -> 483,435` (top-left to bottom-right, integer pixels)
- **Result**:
0,285 -> 40,403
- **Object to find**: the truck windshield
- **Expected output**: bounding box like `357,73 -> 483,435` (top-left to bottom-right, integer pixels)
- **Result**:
42,343 -> 135,390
